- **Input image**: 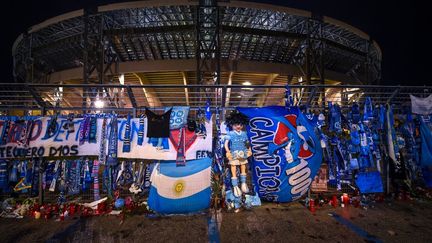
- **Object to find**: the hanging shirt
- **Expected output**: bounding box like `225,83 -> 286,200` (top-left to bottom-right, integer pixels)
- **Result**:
145,108 -> 172,138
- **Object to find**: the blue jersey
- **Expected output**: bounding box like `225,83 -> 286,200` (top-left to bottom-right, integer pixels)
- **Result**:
226,130 -> 249,159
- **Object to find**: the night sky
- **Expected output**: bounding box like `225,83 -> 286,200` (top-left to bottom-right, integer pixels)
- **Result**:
0,0 -> 428,85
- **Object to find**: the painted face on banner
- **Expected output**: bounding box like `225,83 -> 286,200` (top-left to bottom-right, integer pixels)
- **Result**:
238,106 -> 323,202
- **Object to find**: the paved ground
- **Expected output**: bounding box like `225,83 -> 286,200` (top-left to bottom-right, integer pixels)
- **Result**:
1,199 -> 432,243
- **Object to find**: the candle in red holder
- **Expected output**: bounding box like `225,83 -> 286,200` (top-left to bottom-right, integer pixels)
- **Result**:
309,199 -> 316,213
331,195 -> 338,207
342,193 -> 350,205
69,204 -> 76,216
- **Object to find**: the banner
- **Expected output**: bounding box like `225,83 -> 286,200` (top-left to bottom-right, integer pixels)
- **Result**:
0,117 -> 212,160
238,106 -> 323,202
410,94 -> 432,115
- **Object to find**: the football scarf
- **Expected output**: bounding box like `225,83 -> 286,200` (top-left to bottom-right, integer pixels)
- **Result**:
363,97 -> 374,122
402,112 -> 419,180
0,160 -> 8,192
213,107 -> 223,174
89,117 -> 97,143
349,124 -> 360,153
175,128 -> 186,166
92,159 -> 100,200
84,116 -> 91,143
106,116 -> 118,166
49,160 -> 61,192
46,114 -> 58,139
16,120 -> 27,147
129,161 -> 145,194
9,161 -> 18,183
0,120 -> 10,145
98,117 -> 107,165
285,85 -> 294,110
14,161 -> 30,193
329,103 -> 342,133
30,159 -> 40,196
379,105 -> 386,131
123,114 -> 132,153
24,120 -> 35,147
352,102 -> 360,124
137,114 -> 145,146
116,161 -> 134,187
205,99 -> 212,121
79,116 -> 89,145
82,159 -> 92,191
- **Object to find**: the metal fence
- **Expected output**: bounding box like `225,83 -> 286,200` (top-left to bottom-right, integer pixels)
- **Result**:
1,83 -> 430,203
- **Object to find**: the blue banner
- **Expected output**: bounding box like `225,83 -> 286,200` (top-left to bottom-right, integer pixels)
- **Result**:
238,106 -> 323,202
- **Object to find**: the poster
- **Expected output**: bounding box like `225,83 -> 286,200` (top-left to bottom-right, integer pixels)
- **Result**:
311,165 -> 328,192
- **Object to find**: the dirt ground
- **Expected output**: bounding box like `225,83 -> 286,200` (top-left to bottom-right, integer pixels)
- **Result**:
1,200 -> 432,243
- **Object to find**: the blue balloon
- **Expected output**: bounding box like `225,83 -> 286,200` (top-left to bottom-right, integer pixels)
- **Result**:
237,106 -> 323,202
114,198 -> 125,209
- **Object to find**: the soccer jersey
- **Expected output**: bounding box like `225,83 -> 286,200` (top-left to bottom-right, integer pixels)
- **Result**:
226,130 -> 249,159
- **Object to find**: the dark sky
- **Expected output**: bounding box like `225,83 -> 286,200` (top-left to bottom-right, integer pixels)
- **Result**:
0,0 -> 429,85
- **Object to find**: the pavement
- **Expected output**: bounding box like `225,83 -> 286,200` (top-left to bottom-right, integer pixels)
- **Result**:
1,199 -> 432,243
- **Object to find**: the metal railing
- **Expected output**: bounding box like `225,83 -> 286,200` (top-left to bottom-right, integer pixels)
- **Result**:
1,83 -> 430,116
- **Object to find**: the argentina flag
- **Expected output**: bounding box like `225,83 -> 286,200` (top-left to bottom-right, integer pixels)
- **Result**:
148,157 -> 211,214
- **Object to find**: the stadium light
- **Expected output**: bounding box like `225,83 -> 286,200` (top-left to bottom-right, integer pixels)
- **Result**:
119,74 -> 125,85
94,98 -> 104,108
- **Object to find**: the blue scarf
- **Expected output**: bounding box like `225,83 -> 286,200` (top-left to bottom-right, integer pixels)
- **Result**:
46,115 -> 58,139
329,103 -> 342,133
82,159 -> 92,191
123,114 -> 132,152
0,120 -> 10,145
79,116 -> 90,145
92,159 -> 100,200
285,85 -> 294,110
89,117 -> 97,143
363,97 -> 374,122
352,102 -> 360,124
205,99 -> 212,120
98,117 -> 107,165
0,160 -> 8,192
137,114 -> 145,145
106,116 -> 118,166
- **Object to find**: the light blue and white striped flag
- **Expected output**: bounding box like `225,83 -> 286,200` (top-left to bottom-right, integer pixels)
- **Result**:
148,157 -> 211,214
